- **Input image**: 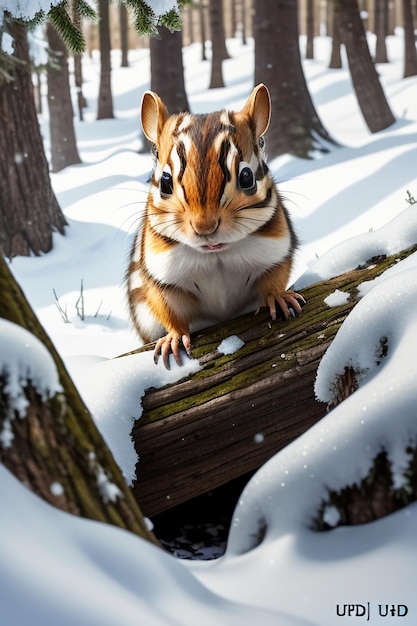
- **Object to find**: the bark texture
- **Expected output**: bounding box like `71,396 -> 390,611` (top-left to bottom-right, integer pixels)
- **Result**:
374,0 -> 389,63
120,4 -> 129,68
338,0 -> 395,132
130,246 -> 417,517
402,0 -> 417,78
208,0 -> 229,88
97,0 -> 114,120
46,24 -> 81,173
314,447 -> 417,530
0,254 -> 158,546
254,0 -> 335,158
328,1 -> 342,69
71,3 -> 87,119
305,0 -> 315,60
150,27 -> 189,113
199,0 -> 208,61
0,20 -> 66,258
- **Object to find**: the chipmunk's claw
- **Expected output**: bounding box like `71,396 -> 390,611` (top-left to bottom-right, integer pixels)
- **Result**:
154,332 -> 192,369
267,292 -> 306,322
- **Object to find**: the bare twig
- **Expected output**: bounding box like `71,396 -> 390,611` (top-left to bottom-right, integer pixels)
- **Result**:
75,279 -> 85,320
53,289 -> 70,323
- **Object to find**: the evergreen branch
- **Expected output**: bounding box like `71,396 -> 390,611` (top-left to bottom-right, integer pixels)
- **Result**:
0,0 -> 187,69
121,0 -> 188,36
25,10 -> 47,30
48,1 -> 85,53
160,8 -> 183,32
177,0 -> 191,10
123,0 -> 158,37
74,0 -> 97,22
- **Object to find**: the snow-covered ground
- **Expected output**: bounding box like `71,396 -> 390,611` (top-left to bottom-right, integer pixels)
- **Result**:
2,32 -> 417,625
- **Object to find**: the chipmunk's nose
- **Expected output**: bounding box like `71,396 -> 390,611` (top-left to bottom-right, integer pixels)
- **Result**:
191,217 -> 219,236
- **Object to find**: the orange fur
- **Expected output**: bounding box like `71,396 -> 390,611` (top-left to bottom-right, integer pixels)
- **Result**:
128,84 -> 303,367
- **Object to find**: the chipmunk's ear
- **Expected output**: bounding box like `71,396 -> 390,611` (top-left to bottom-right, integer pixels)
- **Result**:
241,83 -> 271,138
141,91 -> 169,144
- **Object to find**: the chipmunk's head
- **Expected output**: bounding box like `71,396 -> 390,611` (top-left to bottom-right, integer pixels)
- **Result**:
141,84 -> 279,253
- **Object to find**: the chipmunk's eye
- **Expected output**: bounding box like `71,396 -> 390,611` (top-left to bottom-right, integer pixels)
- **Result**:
160,167 -> 173,196
238,162 -> 256,194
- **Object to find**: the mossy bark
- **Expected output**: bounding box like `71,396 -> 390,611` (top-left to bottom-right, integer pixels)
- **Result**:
0,254 -> 159,546
131,245 -> 417,517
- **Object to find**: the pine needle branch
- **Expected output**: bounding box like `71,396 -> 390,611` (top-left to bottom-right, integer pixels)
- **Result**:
121,0 -> 189,36
48,1 -> 85,53
74,0 -> 97,22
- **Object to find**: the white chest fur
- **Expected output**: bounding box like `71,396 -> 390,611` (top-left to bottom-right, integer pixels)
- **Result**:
145,232 -> 292,325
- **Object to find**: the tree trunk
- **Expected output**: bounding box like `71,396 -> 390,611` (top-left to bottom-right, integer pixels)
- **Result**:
328,1 -> 342,69
199,0 -> 208,61
0,254 -> 158,546
208,0 -> 229,88
73,53 -> 86,120
46,24 -> 82,173
71,4 -> 87,120
130,246 -> 417,517
402,0 -> 417,78
0,20 -> 67,258
184,4 -> 195,44
241,0 -> 248,45
97,0 -> 114,120
306,0 -> 315,59
374,0 -> 389,63
231,0 -> 237,37
338,0 -> 395,133
120,4 -> 129,68
254,0 -> 335,158
150,27 -> 189,113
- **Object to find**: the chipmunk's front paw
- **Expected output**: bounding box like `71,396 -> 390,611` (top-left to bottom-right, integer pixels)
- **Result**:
154,332 -> 192,369
267,291 -> 306,321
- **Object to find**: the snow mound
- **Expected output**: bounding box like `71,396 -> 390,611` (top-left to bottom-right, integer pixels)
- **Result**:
0,319 -> 62,425
295,203 -> 417,289
0,464 -> 311,626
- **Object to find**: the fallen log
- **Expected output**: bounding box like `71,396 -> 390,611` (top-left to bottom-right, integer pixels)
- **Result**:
131,246 -> 417,517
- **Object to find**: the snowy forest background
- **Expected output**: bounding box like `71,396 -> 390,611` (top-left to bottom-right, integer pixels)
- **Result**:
1,0 -> 417,624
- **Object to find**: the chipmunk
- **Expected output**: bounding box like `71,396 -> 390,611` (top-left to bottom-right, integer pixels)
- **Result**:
128,84 -> 304,368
